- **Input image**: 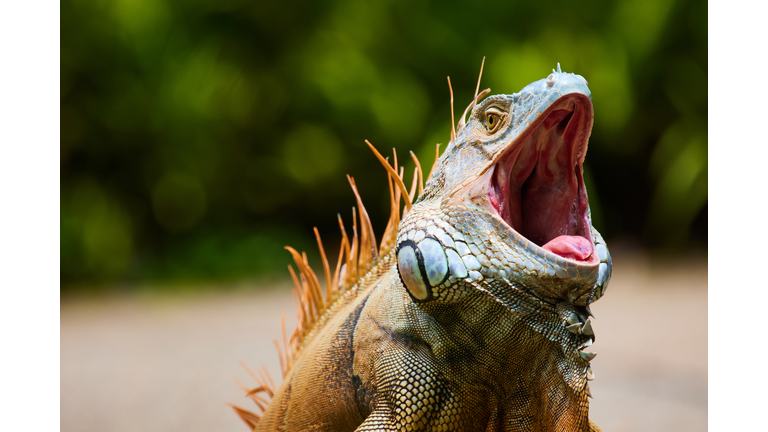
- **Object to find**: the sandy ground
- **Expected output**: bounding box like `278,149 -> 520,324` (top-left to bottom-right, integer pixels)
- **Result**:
61,250 -> 707,432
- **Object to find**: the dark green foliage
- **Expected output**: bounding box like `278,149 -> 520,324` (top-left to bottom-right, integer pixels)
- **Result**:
61,0 -> 707,288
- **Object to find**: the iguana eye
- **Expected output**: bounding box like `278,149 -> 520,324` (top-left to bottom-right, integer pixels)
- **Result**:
485,108 -> 504,133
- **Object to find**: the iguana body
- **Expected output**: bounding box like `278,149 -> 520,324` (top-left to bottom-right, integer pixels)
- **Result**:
233,65 -> 611,432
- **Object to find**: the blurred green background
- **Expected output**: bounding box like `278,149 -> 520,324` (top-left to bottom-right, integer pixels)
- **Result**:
60,0 -> 707,291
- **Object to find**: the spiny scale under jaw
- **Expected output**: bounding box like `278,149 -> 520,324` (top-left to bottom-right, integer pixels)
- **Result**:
231,143 -> 433,425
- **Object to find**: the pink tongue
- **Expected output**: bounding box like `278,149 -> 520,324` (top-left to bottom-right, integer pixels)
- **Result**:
541,235 -> 593,261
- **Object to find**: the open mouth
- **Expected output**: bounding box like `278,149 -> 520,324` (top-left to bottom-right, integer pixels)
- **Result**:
488,96 -> 596,264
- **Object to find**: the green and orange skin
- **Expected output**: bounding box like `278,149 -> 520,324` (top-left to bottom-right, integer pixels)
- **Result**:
256,68 -> 611,432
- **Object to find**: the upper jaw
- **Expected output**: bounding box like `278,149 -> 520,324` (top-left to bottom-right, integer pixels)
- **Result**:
478,93 -> 598,267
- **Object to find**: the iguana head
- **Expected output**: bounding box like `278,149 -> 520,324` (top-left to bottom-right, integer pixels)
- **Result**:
397,66 -> 611,311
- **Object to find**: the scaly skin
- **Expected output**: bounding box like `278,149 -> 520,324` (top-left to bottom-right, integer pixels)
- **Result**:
252,67 -> 611,432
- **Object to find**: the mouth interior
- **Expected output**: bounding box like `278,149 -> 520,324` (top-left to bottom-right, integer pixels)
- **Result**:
489,98 -> 594,263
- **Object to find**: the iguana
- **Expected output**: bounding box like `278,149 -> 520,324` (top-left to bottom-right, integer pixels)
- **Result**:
231,62 -> 612,432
